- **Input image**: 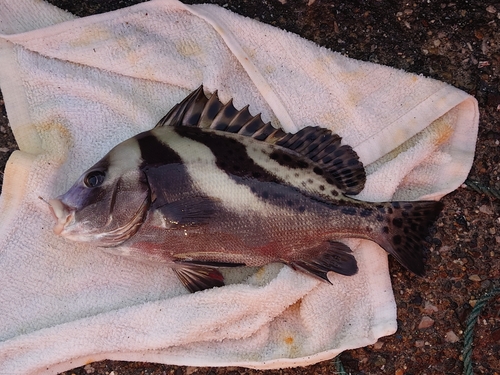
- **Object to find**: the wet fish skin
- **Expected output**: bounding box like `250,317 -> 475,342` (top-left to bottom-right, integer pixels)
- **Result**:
49,86 -> 443,292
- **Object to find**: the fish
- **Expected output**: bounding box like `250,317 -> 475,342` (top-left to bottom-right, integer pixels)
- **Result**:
48,86 -> 444,293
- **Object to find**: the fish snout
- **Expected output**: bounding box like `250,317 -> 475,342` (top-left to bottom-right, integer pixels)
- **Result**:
48,199 -> 75,235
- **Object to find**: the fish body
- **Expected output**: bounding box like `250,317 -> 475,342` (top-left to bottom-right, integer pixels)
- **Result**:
49,87 -> 443,292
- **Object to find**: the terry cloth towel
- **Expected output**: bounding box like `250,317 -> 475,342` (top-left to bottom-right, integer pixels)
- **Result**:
0,0 -> 478,374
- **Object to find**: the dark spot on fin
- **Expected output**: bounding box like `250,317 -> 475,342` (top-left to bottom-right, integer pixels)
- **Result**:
154,86 -> 365,195
199,90 -> 224,128
210,99 -> 239,130
274,126 -> 365,195
377,200 -> 444,276
173,264 -> 225,293
154,196 -> 218,227
290,241 -> 358,282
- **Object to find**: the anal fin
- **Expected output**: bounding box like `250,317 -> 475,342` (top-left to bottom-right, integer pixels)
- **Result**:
290,241 -> 358,282
173,264 -> 225,293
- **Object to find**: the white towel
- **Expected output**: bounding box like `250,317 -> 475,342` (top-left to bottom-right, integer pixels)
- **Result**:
0,0 -> 478,374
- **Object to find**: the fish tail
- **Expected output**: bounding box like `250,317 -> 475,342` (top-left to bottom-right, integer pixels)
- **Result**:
377,200 -> 444,275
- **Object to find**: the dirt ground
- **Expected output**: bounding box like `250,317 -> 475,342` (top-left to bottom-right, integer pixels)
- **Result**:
1,1 -> 499,374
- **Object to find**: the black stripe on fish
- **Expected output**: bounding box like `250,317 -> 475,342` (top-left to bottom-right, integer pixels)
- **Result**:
170,125 -> 335,215
174,125 -> 282,184
136,132 -> 182,166
134,132 -> 223,225
138,150 -> 223,228
155,86 -> 365,195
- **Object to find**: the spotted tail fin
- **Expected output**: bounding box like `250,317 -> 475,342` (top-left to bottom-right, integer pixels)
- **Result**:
378,200 -> 444,275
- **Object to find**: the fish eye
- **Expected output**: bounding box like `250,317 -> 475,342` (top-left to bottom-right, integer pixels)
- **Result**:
84,170 -> 106,188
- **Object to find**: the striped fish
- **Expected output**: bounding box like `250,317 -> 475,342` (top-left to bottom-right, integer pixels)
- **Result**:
49,86 -> 443,292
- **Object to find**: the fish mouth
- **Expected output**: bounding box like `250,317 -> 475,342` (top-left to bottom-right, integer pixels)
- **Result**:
48,199 -> 75,235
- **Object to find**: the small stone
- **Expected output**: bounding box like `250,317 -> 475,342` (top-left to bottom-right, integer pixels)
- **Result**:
469,274 -> 481,282
445,330 -> 460,343
373,340 -> 384,349
481,279 -> 491,289
83,365 -> 95,374
415,340 -> 425,347
489,227 -> 496,235
496,236 -> 500,244
395,369 -> 404,375
486,5 -> 497,13
433,39 -> 441,47
418,315 -> 435,329
423,301 -> 438,314
479,204 -> 494,215
0,125 -> 5,133
374,355 -> 386,366
185,367 -> 198,375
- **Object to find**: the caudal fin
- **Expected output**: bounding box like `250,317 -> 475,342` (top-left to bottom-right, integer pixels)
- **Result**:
379,200 -> 444,276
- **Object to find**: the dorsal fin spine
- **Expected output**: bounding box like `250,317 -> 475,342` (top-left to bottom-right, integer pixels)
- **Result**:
199,91 -> 222,128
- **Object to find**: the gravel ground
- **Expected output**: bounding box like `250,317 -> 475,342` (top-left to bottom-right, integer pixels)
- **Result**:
1,1 -> 499,374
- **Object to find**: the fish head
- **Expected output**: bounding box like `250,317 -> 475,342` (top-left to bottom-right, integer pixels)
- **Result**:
48,138 -> 150,247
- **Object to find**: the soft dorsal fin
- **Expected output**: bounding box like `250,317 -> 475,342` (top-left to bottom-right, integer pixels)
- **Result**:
155,86 -> 366,195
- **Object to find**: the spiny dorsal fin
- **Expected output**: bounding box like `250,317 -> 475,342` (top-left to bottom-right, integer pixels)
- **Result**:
155,86 -> 366,195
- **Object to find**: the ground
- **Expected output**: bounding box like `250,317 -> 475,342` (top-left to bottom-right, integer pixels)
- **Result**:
0,1 -> 499,374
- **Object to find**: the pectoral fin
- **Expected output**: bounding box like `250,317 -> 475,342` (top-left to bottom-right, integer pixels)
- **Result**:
290,241 -> 358,282
155,196 -> 218,227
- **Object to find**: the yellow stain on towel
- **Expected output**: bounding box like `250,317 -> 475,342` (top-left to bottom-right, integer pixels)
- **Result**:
69,26 -> 112,48
318,111 -> 338,126
264,65 -> 276,75
280,331 -> 299,357
431,113 -> 454,148
35,121 -> 73,163
242,46 -> 257,59
175,40 -> 202,57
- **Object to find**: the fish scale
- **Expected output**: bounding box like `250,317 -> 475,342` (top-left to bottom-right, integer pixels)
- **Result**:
48,86 -> 444,293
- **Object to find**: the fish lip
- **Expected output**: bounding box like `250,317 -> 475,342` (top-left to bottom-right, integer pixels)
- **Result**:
48,198 -> 75,235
